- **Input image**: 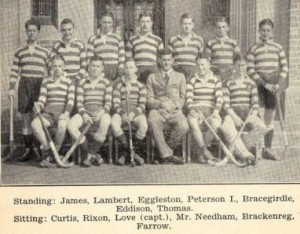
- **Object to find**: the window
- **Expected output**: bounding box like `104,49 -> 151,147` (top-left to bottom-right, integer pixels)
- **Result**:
32,0 -> 58,28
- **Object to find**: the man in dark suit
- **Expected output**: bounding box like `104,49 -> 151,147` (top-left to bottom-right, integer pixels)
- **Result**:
147,48 -> 188,164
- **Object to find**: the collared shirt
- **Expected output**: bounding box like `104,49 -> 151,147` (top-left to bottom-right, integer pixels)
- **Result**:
87,31 -> 125,70
37,73 -> 75,113
186,72 -> 223,111
246,39 -> 288,86
161,69 -> 171,82
205,36 -> 240,69
10,42 -> 49,90
77,74 -> 112,116
126,32 -> 164,67
223,75 -> 259,114
51,37 -> 86,80
113,79 -> 147,115
168,32 -> 204,66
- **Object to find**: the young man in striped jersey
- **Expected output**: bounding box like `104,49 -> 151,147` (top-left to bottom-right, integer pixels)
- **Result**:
126,12 -> 164,84
219,55 -> 265,165
187,58 -> 223,164
204,16 -> 240,85
111,59 -> 147,166
51,18 -> 86,83
67,56 -> 112,167
247,18 -> 288,161
168,13 -> 204,80
87,12 -> 125,87
147,48 -> 188,165
8,19 -> 49,162
31,55 -> 75,167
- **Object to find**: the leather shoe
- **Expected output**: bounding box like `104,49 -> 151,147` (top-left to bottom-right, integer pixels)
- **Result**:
263,148 -> 281,161
92,153 -> 103,166
82,154 -> 93,167
160,155 -> 184,165
133,152 -> 144,166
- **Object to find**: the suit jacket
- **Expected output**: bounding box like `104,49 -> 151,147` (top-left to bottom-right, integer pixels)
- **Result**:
146,69 -> 186,110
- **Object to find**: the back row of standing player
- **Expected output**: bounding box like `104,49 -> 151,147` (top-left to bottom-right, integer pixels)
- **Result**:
9,12 -> 288,165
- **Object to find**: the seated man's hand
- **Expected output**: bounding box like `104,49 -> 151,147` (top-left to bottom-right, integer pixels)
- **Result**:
211,109 -> 220,118
83,113 -> 93,125
158,109 -> 170,120
232,114 -> 244,128
92,109 -> 104,122
128,112 -> 135,122
160,100 -> 176,113
33,103 -> 41,114
189,109 -> 198,118
59,112 -> 69,121
8,89 -> 15,100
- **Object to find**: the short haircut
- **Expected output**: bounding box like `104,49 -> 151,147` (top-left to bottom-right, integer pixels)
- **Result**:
180,12 -> 194,23
196,57 -> 210,65
51,54 -> 65,64
233,54 -> 247,64
25,18 -> 41,31
259,18 -> 274,29
61,18 -> 74,27
138,11 -> 153,21
100,11 -> 115,21
158,48 -> 172,58
89,55 -> 103,64
215,16 -> 229,26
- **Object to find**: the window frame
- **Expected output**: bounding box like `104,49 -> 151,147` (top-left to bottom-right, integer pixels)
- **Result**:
31,0 -> 58,28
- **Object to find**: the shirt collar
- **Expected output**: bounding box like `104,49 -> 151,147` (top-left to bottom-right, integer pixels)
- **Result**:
195,71 -> 213,82
49,72 -> 67,83
177,32 -> 196,40
215,35 -> 230,42
137,31 -> 152,38
86,73 -> 105,82
259,37 -> 274,44
161,69 -> 172,78
121,75 -> 138,85
60,37 -> 77,46
97,30 -> 113,38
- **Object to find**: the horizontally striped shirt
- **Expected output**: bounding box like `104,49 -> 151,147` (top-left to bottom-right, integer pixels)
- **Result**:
205,37 -> 240,69
186,72 -> 223,111
168,33 -> 204,66
10,43 -> 49,90
51,38 -> 87,80
246,39 -> 288,86
126,33 -> 164,67
223,75 -> 259,114
37,73 -> 75,113
77,74 -> 112,116
87,32 -> 125,70
113,79 -> 147,116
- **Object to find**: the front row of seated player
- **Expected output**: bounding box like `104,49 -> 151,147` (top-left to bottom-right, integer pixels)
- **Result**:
31,49 -> 267,168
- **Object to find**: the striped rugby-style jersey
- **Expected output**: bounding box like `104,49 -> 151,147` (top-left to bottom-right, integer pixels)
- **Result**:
205,37 -> 240,69
186,72 -> 223,111
168,33 -> 204,66
223,75 -> 259,114
76,75 -> 112,116
87,32 -> 125,70
126,33 -> 164,67
246,39 -> 288,86
10,43 -> 49,90
113,79 -> 147,116
37,73 -> 75,113
51,39 -> 87,80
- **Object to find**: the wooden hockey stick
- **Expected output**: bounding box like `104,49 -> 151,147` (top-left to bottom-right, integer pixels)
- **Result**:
199,111 -> 248,168
276,93 -> 288,157
61,123 -> 92,165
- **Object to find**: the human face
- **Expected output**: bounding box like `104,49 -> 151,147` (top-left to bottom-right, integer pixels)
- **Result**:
139,16 -> 153,34
196,59 -> 210,76
259,24 -> 273,41
234,60 -> 247,76
181,18 -> 194,35
100,16 -> 114,34
88,60 -> 104,79
52,59 -> 65,78
216,21 -> 229,38
159,54 -> 173,72
124,61 -> 138,80
26,25 -> 39,42
61,23 -> 74,42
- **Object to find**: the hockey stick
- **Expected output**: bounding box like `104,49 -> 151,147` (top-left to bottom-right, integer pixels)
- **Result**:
35,104 -> 68,168
125,91 -> 136,167
2,97 -> 15,162
214,108 -> 253,167
61,123 -> 92,165
199,111 -> 248,168
276,93 -> 288,157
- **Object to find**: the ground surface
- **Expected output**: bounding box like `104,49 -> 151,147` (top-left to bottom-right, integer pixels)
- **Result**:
1,149 -> 300,185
